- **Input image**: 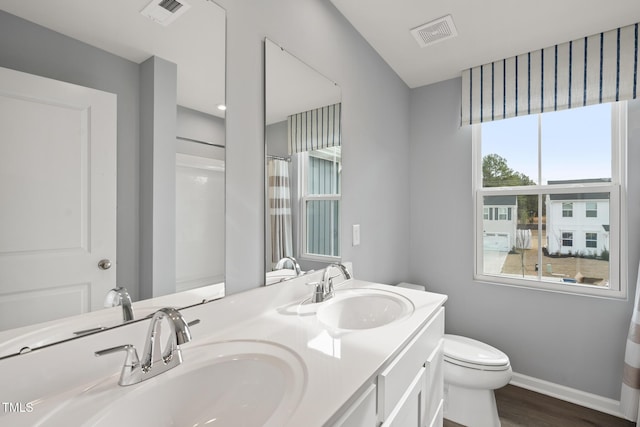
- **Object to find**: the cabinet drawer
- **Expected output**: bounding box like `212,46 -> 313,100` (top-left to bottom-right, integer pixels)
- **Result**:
332,383 -> 377,427
378,308 -> 444,422
381,367 -> 425,427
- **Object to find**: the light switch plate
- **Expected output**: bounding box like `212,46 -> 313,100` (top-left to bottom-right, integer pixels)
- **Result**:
352,224 -> 361,246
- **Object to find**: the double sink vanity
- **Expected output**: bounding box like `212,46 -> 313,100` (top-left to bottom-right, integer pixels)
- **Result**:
0,264 -> 447,427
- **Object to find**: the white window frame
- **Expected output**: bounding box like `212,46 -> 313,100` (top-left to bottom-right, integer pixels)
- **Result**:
585,232 -> 598,249
562,202 -> 573,217
561,231 -> 574,248
497,207 -> 508,221
472,102 -> 627,299
586,201 -> 598,218
298,149 -> 341,263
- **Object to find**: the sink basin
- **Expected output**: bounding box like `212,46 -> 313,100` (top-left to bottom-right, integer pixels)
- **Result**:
33,340 -> 307,427
315,288 -> 414,330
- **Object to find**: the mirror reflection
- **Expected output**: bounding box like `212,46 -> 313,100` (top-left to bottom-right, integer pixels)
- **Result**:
264,39 -> 342,285
0,0 -> 225,357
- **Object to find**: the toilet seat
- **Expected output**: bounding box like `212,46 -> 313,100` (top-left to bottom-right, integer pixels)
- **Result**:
444,334 -> 510,371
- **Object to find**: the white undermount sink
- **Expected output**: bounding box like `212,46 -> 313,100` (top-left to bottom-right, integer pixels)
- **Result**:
32,340 -> 307,427
315,288 -> 414,330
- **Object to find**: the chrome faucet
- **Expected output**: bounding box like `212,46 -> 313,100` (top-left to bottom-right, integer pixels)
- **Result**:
274,256 -> 302,276
95,307 -> 193,386
104,286 -> 134,322
311,263 -> 352,303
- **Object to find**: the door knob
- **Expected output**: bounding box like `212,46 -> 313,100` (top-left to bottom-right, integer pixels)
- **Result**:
98,259 -> 112,270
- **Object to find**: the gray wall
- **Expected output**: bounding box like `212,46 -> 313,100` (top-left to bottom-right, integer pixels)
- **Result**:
139,57 -> 177,299
0,11 -> 141,301
177,105 -> 225,148
218,0 -> 412,293
265,120 -> 288,158
408,77 -> 640,400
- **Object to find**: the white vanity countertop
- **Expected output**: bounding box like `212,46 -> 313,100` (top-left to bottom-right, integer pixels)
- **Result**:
253,280 -> 446,426
0,271 -> 447,427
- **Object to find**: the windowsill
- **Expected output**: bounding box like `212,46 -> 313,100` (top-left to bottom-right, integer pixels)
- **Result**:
300,254 -> 341,263
473,273 -> 627,300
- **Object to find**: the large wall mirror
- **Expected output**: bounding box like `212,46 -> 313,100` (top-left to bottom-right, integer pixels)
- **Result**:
0,0 -> 225,358
264,39 -> 342,285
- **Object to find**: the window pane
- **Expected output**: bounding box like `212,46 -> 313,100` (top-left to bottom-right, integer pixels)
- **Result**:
546,192 -> 609,256
541,104 -> 611,184
306,199 -> 340,257
481,192 -> 610,288
481,194 -> 538,275
545,191 -> 609,286
482,114 -> 538,186
307,147 -> 341,195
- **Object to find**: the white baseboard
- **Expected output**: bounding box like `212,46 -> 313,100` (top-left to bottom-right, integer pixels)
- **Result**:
510,372 -> 627,419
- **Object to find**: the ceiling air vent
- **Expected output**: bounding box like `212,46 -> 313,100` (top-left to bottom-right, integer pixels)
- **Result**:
410,15 -> 458,48
140,0 -> 191,26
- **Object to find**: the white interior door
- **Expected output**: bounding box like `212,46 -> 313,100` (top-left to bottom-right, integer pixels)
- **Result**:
0,66 -> 117,331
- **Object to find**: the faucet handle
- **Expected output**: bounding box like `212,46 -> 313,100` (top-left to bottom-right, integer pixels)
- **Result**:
307,281 -> 325,303
95,344 -> 140,367
95,344 -> 142,386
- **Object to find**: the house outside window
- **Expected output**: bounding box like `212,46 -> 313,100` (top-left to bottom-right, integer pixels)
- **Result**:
300,146 -> 341,260
474,102 -> 626,298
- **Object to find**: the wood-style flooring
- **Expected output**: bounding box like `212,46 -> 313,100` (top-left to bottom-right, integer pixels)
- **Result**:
443,385 -> 636,427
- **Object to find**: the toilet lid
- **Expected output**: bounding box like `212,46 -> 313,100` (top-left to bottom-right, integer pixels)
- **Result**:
444,335 -> 510,368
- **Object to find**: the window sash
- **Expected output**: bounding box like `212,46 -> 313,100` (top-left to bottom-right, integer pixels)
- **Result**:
301,195 -> 340,261
586,232 -> 598,248
475,184 -> 621,296
299,149 -> 342,262
561,232 -> 574,247
472,102 -> 626,299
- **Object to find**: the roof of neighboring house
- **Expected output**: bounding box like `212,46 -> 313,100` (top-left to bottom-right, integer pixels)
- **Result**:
548,193 -> 610,201
484,195 -> 517,206
547,178 -> 612,185
547,178 -> 611,201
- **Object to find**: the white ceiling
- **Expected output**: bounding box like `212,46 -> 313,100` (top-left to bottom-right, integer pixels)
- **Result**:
329,0 -> 640,88
1,0 -> 225,117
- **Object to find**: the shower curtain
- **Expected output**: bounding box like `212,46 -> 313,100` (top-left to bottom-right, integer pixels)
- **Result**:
267,159 -> 293,265
621,261 -> 640,421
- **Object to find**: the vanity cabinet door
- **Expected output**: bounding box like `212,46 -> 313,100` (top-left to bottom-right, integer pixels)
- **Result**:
421,341 -> 444,427
332,384 -> 377,427
378,308 -> 444,421
381,367 -> 426,427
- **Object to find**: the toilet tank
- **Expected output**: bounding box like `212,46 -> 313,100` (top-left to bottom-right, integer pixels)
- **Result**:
396,282 -> 426,292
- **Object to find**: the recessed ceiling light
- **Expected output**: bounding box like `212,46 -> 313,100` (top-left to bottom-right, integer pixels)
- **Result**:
217,104 -> 227,111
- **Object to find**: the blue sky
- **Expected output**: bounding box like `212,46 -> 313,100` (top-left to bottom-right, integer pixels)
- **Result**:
481,103 -> 612,185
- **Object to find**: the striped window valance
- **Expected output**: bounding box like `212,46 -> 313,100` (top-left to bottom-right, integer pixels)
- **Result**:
461,22 -> 639,125
288,103 -> 341,154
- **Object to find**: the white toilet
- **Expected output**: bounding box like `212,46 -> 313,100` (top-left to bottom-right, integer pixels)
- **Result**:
397,283 -> 512,427
443,334 -> 512,427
